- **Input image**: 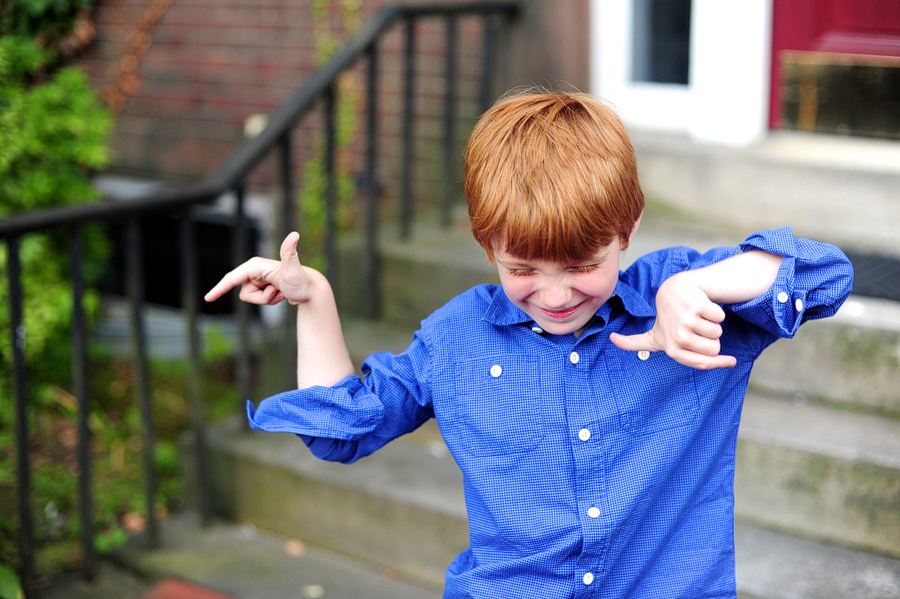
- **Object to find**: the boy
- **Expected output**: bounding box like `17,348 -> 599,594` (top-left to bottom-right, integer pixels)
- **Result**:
205,92 -> 853,598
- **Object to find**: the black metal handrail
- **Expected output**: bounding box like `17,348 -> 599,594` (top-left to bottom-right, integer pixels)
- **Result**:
2,3 -> 519,595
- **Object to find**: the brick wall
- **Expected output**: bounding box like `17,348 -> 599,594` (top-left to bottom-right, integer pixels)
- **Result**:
76,0 -> 588,225
78,1 -> 494,213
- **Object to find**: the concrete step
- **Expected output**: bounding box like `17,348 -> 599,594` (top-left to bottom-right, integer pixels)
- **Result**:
735,393 -> 900,558
630,130 -> 900,259
199,414 -> 900,598
749,296 -> 900,416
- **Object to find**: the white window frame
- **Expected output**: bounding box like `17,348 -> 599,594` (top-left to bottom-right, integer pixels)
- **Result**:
590,0 -> 773,146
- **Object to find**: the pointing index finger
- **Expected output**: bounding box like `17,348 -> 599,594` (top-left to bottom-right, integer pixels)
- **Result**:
609,331 -> 662,353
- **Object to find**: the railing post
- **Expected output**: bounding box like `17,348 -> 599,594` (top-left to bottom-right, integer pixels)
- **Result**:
442,14 -> 458,229
279,133 -> 298,391
399,15 -> 417,240
324,83 -> 339,291
7,237 -> 36,598
69,226 -> 96,580
179,210 -> 211,526
364,41 -> 381,319
126,219 -> 159,547
233,184 -> 253,428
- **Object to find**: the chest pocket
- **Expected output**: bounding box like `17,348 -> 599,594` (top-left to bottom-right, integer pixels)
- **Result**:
451,355 -> 545,456
609,351 -> 701,435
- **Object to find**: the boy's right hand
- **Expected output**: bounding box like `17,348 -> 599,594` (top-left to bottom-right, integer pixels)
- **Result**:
204,231 -> 312,306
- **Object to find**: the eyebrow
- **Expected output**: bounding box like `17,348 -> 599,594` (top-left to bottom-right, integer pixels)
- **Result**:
497,249 -> 613,268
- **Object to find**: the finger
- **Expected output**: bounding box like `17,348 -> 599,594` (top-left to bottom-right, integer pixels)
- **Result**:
689,318 -> 724,341
279,232 -> 302,270
205,269 -> 245,302
205,256 -> 279,303
673,332 -> 722,357
670,350 -> 737,370
698,301 -> 727,324
609,331 -> 663,353
238,281 -> 284,306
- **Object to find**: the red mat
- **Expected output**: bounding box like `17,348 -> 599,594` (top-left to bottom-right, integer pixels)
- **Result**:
140,578 -> 236,599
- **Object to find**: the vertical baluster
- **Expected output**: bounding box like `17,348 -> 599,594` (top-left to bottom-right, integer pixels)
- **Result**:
323,83 -> 339,292
7,237 -> 36,597
479,13 -> 497,113
279,133 -> 298,391
364,42 -> 381,319
442,14 -> 458,229
69,226 -> 95,580
126,219 -> 159,547
399,15 -> 417,240
179,210 -> 210,525
233,183 -> 252,427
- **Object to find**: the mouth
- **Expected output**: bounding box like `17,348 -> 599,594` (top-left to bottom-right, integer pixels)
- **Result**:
539,302 -> 583,319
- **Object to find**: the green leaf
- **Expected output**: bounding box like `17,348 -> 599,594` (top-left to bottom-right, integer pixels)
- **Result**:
0,563 -> 23,599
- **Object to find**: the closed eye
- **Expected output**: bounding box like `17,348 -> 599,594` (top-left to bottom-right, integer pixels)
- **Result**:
567,264 -> 601,274
506,268 -> 535,277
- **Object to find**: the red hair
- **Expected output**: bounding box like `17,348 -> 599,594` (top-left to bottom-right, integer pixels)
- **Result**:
464,91 -> 644,262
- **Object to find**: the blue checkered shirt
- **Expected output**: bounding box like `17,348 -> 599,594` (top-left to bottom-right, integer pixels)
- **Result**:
248,228 -> 853,598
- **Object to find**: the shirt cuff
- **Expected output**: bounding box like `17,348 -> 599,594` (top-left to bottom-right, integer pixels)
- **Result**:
730,227 -> 806,338
246,374 -> 384,440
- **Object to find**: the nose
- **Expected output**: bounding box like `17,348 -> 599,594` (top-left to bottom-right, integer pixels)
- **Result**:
540,278 -> 573,310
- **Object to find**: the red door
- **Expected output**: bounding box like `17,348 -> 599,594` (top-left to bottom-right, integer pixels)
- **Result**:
769,0 -> 900,130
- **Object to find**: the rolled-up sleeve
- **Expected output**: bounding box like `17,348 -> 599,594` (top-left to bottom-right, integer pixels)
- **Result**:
728,227 -> 854,339
246,330 -> 435,463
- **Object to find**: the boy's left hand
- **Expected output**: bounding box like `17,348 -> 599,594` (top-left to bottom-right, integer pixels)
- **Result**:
610,272 -> 737,370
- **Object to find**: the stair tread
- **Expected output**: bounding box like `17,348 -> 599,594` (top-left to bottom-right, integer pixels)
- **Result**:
740,393 -> 900,469
734,523 -> 900,599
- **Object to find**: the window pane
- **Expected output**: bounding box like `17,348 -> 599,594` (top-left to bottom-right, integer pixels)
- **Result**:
632,0 -> 692,85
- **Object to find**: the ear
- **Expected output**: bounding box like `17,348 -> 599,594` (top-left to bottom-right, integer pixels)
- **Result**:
622,212 -> 643,250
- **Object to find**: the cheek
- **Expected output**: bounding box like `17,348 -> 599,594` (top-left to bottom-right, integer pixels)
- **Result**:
581,269 -> 619,298
498,276 -> 533,304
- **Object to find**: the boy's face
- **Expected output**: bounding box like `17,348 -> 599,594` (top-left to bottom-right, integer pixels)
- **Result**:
494,237 -> 624,336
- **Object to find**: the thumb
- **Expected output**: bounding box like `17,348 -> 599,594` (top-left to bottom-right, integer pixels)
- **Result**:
609,331 -> 662,353
279,231 -> 303,271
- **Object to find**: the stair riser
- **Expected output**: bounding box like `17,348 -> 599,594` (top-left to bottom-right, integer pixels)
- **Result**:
634,140 -> 900,257
197,432 -> 466,587
750,316 -> 900,414
734,440 -> 900,557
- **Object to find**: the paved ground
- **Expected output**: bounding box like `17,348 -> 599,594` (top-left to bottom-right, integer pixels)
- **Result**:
41,512 -> 443,599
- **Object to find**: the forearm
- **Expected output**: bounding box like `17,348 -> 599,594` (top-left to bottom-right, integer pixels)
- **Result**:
295,268 -> 355,389
675,250 -> 783,305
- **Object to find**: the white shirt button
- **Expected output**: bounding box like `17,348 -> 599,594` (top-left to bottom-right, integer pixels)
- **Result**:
490,365 -> 502,378
569,351 -> 580,364
638,350 -> 650,361
588,507 -> 600,518
795,298 -> 804,312
583,572 -> 594,585
777,291 -> 789,303
531,326 -> 544,334
578,428 -> 591,441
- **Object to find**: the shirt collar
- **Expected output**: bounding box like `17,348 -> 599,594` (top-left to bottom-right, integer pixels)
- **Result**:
482,276 -> 656,328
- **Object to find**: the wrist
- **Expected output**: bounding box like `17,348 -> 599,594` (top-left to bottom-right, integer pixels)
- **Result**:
292,267 -> 334,308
